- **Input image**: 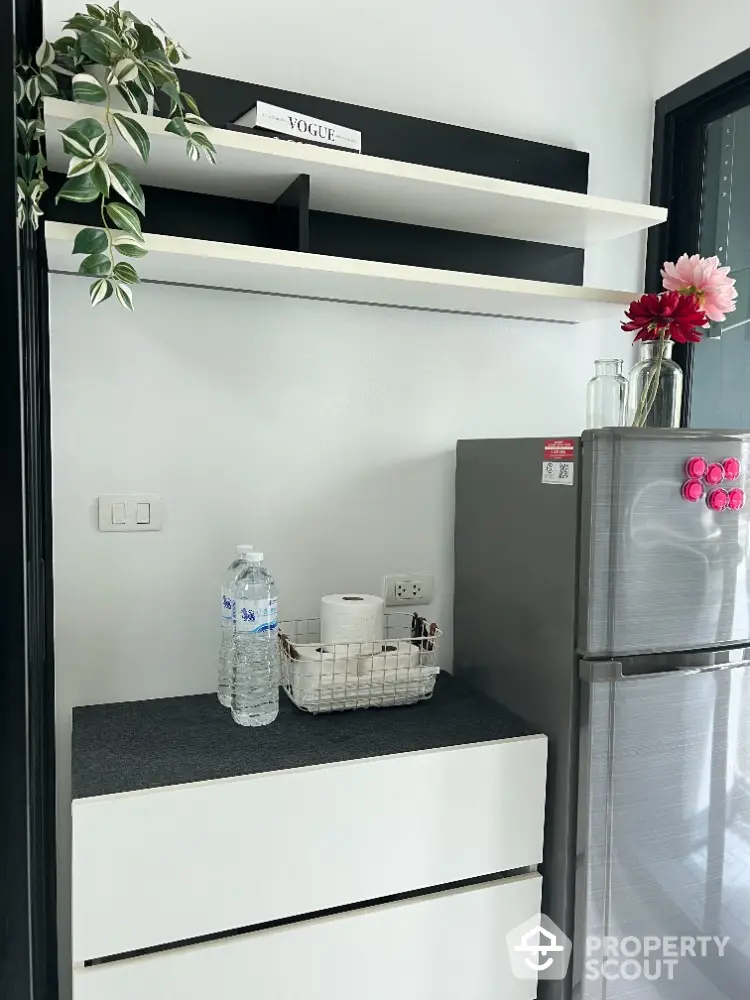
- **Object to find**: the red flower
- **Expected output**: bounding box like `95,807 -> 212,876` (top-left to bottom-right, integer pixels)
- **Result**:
621,291 -> 707,344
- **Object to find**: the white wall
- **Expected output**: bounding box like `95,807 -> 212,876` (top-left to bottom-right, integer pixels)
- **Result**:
46,0 -> 655,995
653,0 -> 750,97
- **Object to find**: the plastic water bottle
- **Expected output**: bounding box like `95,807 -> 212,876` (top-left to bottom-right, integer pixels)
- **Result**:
232,552 -> 280,727
218,544 -> 254,707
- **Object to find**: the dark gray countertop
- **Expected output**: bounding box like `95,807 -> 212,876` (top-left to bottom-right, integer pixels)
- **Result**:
72,672 -> 537,799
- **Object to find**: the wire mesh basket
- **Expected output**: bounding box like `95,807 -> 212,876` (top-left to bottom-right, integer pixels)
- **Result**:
279,612 -> 441,714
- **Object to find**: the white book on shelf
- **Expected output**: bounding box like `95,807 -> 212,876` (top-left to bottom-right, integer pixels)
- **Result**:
233,100 -> 361,152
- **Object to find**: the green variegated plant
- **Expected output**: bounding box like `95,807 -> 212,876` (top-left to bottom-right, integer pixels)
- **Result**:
16,2 -> 216,309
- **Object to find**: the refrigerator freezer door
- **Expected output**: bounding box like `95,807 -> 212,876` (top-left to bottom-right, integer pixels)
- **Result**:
575,653 -> 750,1000
580,429 -> 750,656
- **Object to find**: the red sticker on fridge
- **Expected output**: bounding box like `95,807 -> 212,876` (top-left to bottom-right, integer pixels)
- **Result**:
544,440 -> 575,461
542,439 -> 575,486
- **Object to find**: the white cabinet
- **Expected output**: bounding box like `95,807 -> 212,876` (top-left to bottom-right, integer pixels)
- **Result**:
74,874 -> 543,1000
71,683 -> 548,1000
73,735 -> 547,960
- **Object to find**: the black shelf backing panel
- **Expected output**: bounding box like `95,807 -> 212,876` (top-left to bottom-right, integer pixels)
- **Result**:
175,71 -> 590,192
46,177 -> 584,285
48,74 -> 588,284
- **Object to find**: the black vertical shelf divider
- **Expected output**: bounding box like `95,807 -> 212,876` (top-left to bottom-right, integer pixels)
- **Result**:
274,174 -> 310,252
2,0 -> 59,996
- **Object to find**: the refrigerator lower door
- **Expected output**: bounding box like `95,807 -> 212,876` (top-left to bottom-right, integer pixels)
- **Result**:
576,651 -> 750,1000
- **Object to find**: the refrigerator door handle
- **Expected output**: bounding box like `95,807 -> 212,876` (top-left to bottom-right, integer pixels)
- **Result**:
581,647 -> 750,682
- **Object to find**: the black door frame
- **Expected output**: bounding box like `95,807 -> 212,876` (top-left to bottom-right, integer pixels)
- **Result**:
1,0 -> 58,997
649,47 -> 750,425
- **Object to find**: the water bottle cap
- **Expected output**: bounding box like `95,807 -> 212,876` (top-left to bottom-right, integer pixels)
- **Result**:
246,552 -> 264,562
236,544 -> 254,556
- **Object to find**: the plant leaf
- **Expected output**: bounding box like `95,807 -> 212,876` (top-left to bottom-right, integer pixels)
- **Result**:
185,138 -> 200,162
164,116 -> 190,138
114,238 -> 147,258
72,72 -> 107,103
85,3 -> 107,19
143,59 -> 172,87
35,40 -> 56,67
184,113 -> 208,126
114,282 -> 134,310
90,162 -> 110,197
77,31 -> 109,65
30,178 -> 47,203
37,70 -> 59,96
25,75 -> 41,105
90,132 -> 109,157
112,112 -> 150,162
60,130 -> 93,158
90,23 -> 123,51
181,91 -> 200,116
117,82 -> 148,114
109,163 -> 145,213
106,201 -> 143,239
114,83 -> 141,113
64,14 -> 95,31
133,22 -> 160,54
56,171 -> 100,204
113,261 -> 139,283
73,227 -> 108,255
112,57 -> 139,83
136,68 -> 155,95
74,117 -> 107,142
90,277 -> 114,306
54,35 -> 77,56
191,132 -> 216,165
159,79 -> 180,105
78,252 -> 111,276
15,74 -> 25,103
16,153 -> 31,182
67,155 -> 96,177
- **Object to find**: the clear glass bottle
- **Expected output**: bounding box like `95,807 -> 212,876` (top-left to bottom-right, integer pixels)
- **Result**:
628,341 -> 684,428
586,359 -> 628,428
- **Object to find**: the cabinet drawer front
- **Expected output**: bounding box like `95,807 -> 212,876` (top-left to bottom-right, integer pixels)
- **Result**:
74,874 -> 542,1000
73,735 -> 546,960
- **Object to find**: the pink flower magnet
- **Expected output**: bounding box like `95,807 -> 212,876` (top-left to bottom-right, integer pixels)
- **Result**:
707,488 -> 729,511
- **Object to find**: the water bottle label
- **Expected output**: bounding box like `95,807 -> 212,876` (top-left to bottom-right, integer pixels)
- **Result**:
221,591 -> 236,624
236,597 -> 279,634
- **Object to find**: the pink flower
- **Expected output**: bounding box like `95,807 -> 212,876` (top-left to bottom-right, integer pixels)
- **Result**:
661,254 -> 738,323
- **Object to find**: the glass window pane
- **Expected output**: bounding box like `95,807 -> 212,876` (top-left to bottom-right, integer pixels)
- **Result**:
690,106 -> 750,428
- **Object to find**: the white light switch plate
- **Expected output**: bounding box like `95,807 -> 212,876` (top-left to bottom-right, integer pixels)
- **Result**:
98,494 -> 163,532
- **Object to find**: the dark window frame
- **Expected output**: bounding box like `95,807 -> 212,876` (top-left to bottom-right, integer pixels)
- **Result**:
649,47 -> 750,425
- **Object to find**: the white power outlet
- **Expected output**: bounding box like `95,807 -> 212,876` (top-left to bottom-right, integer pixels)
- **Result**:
384,574 -> 435,607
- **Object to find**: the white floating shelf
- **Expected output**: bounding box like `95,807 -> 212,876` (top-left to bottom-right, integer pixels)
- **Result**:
46,222 -> 635,323
44,98 -> 666,249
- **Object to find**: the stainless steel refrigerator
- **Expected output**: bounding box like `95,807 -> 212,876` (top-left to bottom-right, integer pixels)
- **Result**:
454,429 -> 750,1000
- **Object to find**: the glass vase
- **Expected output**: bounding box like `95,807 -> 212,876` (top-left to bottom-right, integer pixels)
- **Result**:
586,359 -> 628,428
628,341 -> 683,428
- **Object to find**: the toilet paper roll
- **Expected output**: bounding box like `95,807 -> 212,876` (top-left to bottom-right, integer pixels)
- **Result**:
292,642 -> 359,679
358,639 -> 419,679
320,594 -> 384,646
